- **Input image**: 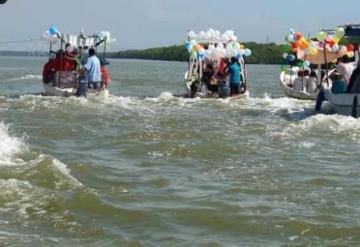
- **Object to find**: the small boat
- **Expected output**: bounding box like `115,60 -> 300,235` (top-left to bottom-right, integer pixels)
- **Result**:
183,29 -> 251,99
41,27 -> 113,98
280,70 -> 319,100
280,28 -> 341,100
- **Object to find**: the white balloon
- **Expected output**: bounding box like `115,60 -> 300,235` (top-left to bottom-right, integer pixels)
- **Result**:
188,30 -> 196,38
199,31 -> 206,39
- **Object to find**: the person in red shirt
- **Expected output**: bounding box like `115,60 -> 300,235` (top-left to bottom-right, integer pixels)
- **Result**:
100,59 -> 110,88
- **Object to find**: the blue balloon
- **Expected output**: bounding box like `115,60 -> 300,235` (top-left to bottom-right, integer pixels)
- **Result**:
48,26 -> 58,36
184,41 -> 193,53
287,54 -> 295,62
197,51 -> 205,61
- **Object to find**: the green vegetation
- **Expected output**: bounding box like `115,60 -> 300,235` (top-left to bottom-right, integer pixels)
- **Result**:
109,42 -> 287,64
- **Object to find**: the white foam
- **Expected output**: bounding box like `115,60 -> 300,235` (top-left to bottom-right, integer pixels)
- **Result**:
8,74 -> 42,82
0,122 -> 27,166
51,157 -> 83,188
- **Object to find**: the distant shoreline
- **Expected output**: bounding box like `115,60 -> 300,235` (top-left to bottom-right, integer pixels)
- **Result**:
0,41 -> 288,65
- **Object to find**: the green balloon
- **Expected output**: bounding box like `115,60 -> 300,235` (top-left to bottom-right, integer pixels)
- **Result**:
297,61 -> 304,68
280,65 -> 287,72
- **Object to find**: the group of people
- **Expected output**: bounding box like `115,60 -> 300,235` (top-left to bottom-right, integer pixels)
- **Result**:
291,70 -> 319,94
191,56 -> 245,98
42,43 -> 110,97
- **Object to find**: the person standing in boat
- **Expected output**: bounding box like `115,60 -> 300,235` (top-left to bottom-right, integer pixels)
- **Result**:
346,61 -> 360,93
84,48 -> 101,90
227,57 -> 241,96
306,71 -> 318,94
293,70 -> 305,92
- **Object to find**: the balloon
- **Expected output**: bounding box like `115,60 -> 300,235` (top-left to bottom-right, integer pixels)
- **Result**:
332,44 -> 339,52
291,43 -> 298,52
334,27 -> 345,39
303,61 -> 311,68
309,48 -> 317,56
347,51 -> 355,58
287,34 -> 295,43
295,32 -> 302,41
287,54 -> 295,62
184,41 -> 192,52
190,39 -> 197,46
316,31 -> 326,41
190,51 -> 197,59
289,28 -> 295,35
48,26 -> 59,36
188,30 -> 196,38
297,61 -> 304,67
282,53 -> 289,59
340,45 -> 348,55
244,49 -> 252,57
347,44 -> 354,52
280,64 -> 287,72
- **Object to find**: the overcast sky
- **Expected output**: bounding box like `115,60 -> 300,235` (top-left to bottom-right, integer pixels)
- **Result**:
0,0 -> 359,51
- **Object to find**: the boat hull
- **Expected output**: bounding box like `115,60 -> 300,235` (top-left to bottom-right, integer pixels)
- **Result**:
324,90 -> 360,117
43,83 -> 109,98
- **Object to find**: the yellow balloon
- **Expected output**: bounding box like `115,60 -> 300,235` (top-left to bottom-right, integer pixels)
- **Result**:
310,48 -> 318,56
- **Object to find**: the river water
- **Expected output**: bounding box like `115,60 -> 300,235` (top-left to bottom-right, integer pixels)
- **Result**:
0,56 -> 359,246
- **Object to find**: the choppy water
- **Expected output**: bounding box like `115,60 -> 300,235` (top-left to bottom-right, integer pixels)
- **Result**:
0,56 -> 360,246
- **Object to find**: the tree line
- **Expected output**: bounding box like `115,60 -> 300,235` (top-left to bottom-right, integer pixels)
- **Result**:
108,42 -> 289,64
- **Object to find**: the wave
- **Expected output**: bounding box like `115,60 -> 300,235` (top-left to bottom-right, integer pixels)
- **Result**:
0,122 -> 82,188
0,122 -> 27,166
7,74 -> 42,82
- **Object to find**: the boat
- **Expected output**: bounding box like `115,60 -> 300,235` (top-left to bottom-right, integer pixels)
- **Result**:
183,29 -> 251,99
323,89 -> 360,117
279,28 -> 341,100
315,24 -> 360,117
41,27 -> 114,98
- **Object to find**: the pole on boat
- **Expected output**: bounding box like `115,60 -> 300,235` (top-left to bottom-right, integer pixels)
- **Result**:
241,57 -> 247,93
103,36 -> 107,58
323,43 -> 330,86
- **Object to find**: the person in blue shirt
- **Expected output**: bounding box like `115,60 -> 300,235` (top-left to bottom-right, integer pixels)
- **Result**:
331,73 -> 347,94
227,57 -> 241,96
84,48 -> 101,89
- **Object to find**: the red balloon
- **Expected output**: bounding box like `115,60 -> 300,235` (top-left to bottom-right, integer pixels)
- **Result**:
295,32 -> 302,41
347,44 -> 354,52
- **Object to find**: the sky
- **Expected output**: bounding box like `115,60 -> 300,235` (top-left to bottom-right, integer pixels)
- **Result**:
0,0 -> 359,51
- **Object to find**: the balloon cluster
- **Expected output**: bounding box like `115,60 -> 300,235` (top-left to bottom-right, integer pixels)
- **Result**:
185,29 -> 251,61
188,29 -> 239,43
315,28 -> 353,57
42,26 -> 60,44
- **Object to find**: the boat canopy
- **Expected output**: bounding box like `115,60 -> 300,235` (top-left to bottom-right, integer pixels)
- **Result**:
343,24 -> 360,37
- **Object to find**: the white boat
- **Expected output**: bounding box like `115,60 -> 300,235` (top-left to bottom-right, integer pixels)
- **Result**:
184,29 -> 250,99
41,28 -> 113,98
279,71 -> 319,100
324,89 -> 360,117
